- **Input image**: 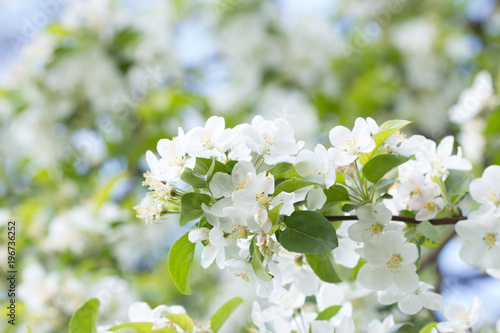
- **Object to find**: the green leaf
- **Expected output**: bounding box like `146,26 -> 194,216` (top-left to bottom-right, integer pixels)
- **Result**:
206,158 -> 229,182
306,252 -> 342,283
268,162 -> 293,176
485,109 -> 500,134
497,67 -> 500,97
275,228 -> 282,241
341,203 -> 361,213
69,298 -> 100,333
315,305 -> 342,321
336,171 -> 345,184
226,160 -> 238,171
210,297 -> 244,333
399,209 -> 416,218
323,185 -> 350,207
168,232 -> 196,294
268,203 -> 283,225
252,254 -> 273,281
180,168 -> 207,189
179,193 -> 212,226
362,154 -> 409,184
279,211 -> 338,254
251,237 -> 273,281
109,323 -> 176,333
416,221 -> 439,243
377,178 -> 396,193
167,314 -> 194,331
276,166 -> 301,178
194,157 -> 212,175
274,178 -> 316,196
359,119 -> 412,165
421,238 -> 440,247
419,322 -> 438,333
445,170 -> 473,195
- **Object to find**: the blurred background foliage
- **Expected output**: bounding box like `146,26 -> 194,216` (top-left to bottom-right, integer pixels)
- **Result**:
1,0 -> 500,331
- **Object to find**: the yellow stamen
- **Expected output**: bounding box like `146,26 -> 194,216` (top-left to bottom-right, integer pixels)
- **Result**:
483,232 -> 497,250
386,254 -> 403,273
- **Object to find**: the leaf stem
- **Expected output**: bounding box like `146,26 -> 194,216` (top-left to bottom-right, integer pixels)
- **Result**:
341,183 -> 366,201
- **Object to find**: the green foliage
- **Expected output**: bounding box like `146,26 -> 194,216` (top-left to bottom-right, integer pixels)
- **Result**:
445,170 -> 473,195
208,159 -> 229,181
168,232 -> 196,294
416,221 -> 439,243
321,185 -> 350,211
377,178 -> 396,193
267,162 -> 294,176
193,157 -> 230,185
268,203 -> 283,225
306,252 -> 342,283
418,322 -> 438,333
180,168 -> 207,189
179,193 -> 212,226
109,323 -> 177,332
359,120 -> 412,165
342,203 -> 364,213
250,236 -> 274,281
279,211 -> 338,254
362,154 -> 409,184
315,305 -> 342,321
166,315 -> 194,331
69,298 -> 100,333
273,178 -> 317,196
210,297 -> 244,333
194,157 -> 213,175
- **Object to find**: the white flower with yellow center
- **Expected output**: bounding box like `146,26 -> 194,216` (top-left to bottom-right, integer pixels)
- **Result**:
437,296 -> 482,333
128,301 -> 186,331
421,136 -> 472,180
239,115 -> 304,165
188,227 -> 228,269
295,144 -> 336,188
366,315 -> 396,333
231,172 -> 294,233
408,184 -> 444,221
133,195 -> 165,225
209,161 -> 255,199
348,203 -> 399,243
378,281 -> 444,315
357,231 -> 419,293
470,165 -> 500,207
397,162 -> 425,199
147,128 -> 192,182
455,212 -> 500,270
185,116 -> 230,158
328,117 -> 375,166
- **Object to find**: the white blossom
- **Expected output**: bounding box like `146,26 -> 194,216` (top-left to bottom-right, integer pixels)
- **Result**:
358,232 -> 419,293
455,212 -> 500,270
437,296 -> 482,332
328,118 -> 375,166
470,165 -> 500,207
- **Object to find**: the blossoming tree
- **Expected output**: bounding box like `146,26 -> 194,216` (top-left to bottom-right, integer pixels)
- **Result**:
67,114 -> 500,332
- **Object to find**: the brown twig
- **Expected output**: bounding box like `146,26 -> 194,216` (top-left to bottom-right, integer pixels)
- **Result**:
325,215 -> 467,225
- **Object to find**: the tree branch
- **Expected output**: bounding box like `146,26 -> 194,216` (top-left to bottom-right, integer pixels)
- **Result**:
325,215 -> 467,225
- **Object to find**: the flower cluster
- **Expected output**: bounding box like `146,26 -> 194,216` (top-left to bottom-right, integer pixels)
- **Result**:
134,115 -> 500,332
455,165 -> 500,272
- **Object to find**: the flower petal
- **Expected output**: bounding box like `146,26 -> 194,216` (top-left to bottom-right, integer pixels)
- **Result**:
398,294 -> 422,315
394,265 -> 419,293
